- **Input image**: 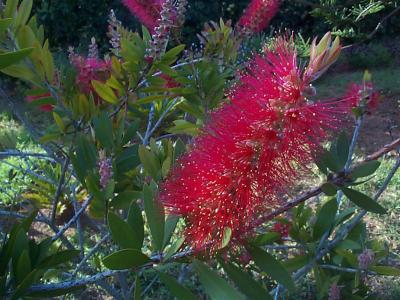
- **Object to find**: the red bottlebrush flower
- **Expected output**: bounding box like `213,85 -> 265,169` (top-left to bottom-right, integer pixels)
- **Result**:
122,0 -> 164,33
70,55 -> 111,97
345,82 -> 380,114
160,38 -> 351,253
26,92 -> 53,112
237,0 -> 280,34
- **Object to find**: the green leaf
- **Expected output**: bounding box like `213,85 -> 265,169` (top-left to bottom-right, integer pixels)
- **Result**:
248,246 -> 295,291
334,249 -> 358,267
341,187 -> 386,214
370,266 -> 400,276
0,47 -> 33,69
108,212 -> 142,250
92,80 -> 119,104
167,120 -> 200,136
93,112 -> 114,150
336,131 -> 350,168
116,145 -> 140,174
11,269 -> 42,300
173,138 -> 186,161
16,250 -> 31,284
163,214 -> 179,247
192,260 -> 245,300
122,119 -> 140,145
15,0 -> 33,27
136,94 -> 171,105
52,112 -> 65,132
127,201 -> 144,249
4,0 -> 18,18
334,207 -> 356,226
164,237 -> 185,261
220,261 -> 272,300
335,239 -> 361,250
103,249 -> 150,270
111,191 -> 142,209
313,198 -> 338,239
350,161 -> 381,179
283,255 -> 309,273
163,44 -> 186,60
321,182 -> 338,196
37,250 -> 80,269
76,134 -> 97,177
0,18 -> 13,32
221,227 -> 232,249
21,210 -> 37,232
318,149 -> 341,173
251,232 -> 280,246
143,184 -> 165,251
138,145 -> 160,180
158,272 -> 198,300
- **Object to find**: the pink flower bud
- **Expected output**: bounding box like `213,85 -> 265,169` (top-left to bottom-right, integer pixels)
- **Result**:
358,249 -> 374,270
328,283 -> 341,300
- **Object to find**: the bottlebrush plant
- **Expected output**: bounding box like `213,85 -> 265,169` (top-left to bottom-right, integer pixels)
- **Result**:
0,0 -> 399,299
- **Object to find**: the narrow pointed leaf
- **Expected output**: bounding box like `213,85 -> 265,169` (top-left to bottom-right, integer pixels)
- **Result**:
92,80 -> 119,104
158,272 -> 198,300
313,198 -> 338,239
37,250 -> 80,269
143,184 -> 165,251
103,249 -> 150,270
341,187 -> 386,214
108,212 -> 141,250
192,260 -> 245,300
351,161 -> 380,179
127,201 -> 144,249
220,261 -> 272,300
248,246 -> 295,291
0,48 -> 33,69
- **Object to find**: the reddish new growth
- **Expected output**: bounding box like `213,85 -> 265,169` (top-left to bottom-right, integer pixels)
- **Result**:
237,0 -> 280,34
160,37 -> 353,253
122,0 -> 164,33
26,92 -> 53,112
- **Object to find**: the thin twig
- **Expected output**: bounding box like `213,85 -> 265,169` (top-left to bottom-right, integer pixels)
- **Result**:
26,270 -> 120,294
51,196 -> 93,243
319,264 -> 376,275
51,155 -> 70,223
366,138 -> 400,161
0,150 -> 56,161
72,233 -> 111,277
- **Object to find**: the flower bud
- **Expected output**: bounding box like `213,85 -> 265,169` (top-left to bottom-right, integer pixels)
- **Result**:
358,249 -> 374,270
98,150 -> 113,189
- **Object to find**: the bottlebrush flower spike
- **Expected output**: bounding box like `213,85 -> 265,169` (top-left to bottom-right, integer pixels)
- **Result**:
345,81 -> 380,114
122,0 -> 164,33
160,35 -> 352,253
69,49 -> 111,98
237,0 -> 280,35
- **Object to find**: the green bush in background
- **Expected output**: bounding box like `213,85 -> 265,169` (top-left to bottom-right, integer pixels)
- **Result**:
33,0 -> 400,50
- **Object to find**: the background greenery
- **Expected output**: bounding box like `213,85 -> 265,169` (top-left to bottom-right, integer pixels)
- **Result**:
32,0 -> 400,50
